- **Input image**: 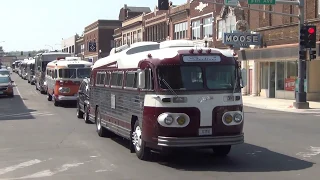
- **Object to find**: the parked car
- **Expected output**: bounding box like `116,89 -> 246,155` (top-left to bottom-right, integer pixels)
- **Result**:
0,69 -> 11,77
76,78 -> 91,123
0,75 -> 14,97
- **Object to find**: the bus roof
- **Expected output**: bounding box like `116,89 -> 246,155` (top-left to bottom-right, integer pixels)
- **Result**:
47,58 -> 92,68
41,52 -> 71,56
92,40 -> 234,70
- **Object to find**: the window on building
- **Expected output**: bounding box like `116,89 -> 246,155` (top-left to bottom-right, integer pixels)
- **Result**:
133,31 -> 137,43
203,17 -> 213,38
174,22 -> 188,40
217,15 -> 236,39
192,20 -> 201,40
138,30 -> 142,42
261,62 -> 268,89
276,62 -> 285,90
127,33 -> 130,45
286,61 -> 297,78
123,34 -> 126,45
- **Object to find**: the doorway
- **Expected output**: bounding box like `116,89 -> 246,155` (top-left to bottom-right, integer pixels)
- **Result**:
269,62 -> 276,98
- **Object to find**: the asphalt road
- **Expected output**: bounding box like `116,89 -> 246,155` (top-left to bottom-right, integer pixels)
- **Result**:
0,73 -> 319,180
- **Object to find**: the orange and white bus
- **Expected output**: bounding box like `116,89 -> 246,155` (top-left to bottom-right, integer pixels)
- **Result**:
45,57 -> 92,106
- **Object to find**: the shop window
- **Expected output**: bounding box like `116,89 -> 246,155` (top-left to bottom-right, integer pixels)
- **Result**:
286,61 -> 298,78
261,62 -> 268,89
192,20 -> 201,40
276,62 -> 285,90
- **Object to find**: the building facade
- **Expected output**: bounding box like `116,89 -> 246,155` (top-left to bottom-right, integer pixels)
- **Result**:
118,4 -> 151,22
169,2 -> 190,40
216,0 -> 320,101
121,14 -> 144,46
61,35 -> 77,54
144,8 -> 169,42
75,34 -> 85,59
84,20 -> 121,63
189,0 -> 215,47
113,28 -> 122,47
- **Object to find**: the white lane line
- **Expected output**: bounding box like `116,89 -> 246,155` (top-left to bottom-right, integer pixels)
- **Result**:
14,85 -> 25,103
0,112 -> 54,117
296,146 -> 320,159
0,159 -> 42,175
4,162 -> 84,179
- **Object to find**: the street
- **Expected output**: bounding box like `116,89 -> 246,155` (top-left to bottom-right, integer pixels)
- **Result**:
0,73 -> 319,180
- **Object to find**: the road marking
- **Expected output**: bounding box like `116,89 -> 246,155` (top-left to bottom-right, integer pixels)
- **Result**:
296,146 -> 320,159
4,162 -> 84,179
0,159 -> 42,175
0,112 -> 54,118
14,85 -> 24,103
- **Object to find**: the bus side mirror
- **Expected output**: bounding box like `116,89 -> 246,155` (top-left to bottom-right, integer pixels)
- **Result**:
241,68 -> 247,87
137,70 -> 145,89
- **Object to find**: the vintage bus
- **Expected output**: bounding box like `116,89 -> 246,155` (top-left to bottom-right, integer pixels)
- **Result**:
88,40 -> 247,160
26,58 -> 35,84
35,52 -> 71,94
45,57 -> 92,106
19,59 -> 29,79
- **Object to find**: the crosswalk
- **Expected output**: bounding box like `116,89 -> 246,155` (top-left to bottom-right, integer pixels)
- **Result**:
0,156 -> 116,179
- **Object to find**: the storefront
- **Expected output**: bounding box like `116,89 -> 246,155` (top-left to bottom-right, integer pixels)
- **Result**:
238,44 -> 320,101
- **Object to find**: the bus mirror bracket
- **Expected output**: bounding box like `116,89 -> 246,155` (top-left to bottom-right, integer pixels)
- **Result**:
240,68 -> 247,88
137,69 -> 145,89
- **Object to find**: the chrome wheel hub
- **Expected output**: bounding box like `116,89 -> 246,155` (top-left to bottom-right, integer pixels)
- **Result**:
97,113 -> 101,130
132,126 -> 142,151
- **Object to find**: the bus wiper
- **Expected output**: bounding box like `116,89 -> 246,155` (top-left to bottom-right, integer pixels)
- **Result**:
161,79 -> 178,98
232,69 -> 239,95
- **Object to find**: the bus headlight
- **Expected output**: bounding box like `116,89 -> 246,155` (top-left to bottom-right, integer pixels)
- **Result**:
223,113 -> 233,124
233,113 -> 243,123
59,87 -> 70,93
176,115 -> 186,125
164,115 -> 174,125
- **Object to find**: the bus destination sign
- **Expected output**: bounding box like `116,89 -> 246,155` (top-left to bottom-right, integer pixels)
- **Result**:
183,55 -> 221,62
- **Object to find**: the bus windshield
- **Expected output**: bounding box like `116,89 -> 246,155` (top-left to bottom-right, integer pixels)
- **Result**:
77,68 -> 91,78
59,68 -> 91,79
157,65 -> 237,91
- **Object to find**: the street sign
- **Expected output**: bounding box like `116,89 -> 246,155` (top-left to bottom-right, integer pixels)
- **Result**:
223,32 -> 261,47
248,0 -> 275,5
224,0 -> 239,6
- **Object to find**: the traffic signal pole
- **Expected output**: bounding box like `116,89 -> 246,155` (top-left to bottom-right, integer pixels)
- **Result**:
294,0 -> 309,109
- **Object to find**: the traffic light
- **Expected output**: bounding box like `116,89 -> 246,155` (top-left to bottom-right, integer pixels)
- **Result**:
309,50 -> 316,60
158,0 -> 169,10
306,25 -> 316,48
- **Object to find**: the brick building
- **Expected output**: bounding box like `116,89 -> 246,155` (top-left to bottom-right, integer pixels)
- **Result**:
75,34 -> 84,59
84,20 -> 121,63
144,8 -> 169,42
214,0 -> 320,101
189,0 -> 215,46
169,2 -> 190,40
118,4 -> 151,22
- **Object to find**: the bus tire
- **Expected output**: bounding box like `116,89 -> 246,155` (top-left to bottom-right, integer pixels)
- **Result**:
77,103 -> 83,118
132,120 -> 151,160
95,107 -> 109,137
47,93 -> 52,101
53,96 -> 59,106
212,145 -> 231,157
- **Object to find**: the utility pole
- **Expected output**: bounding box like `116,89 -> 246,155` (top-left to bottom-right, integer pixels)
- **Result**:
198,0 -> 309,109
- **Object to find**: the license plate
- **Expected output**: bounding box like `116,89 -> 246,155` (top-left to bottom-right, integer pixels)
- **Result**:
199,128 -> 212,136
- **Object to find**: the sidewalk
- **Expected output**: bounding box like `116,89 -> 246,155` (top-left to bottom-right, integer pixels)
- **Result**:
243,95 -> 320,114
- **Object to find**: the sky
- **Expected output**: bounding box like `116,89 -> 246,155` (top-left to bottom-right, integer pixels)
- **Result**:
0,0 -> 187,52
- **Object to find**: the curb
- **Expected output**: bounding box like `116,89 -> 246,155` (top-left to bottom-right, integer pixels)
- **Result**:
243,103 -> 320,114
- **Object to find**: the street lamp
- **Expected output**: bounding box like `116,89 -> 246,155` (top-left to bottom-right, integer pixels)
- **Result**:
204,36 -> 209,47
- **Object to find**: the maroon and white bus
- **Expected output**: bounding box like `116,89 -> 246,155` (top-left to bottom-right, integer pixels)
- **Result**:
88,40 -> 246,160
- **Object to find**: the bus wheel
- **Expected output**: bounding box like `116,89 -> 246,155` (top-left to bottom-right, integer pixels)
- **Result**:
96,107 -> 109,137
132,121 -> 150,160
77,103 -> 83,119
212,145 -> 231,157
53,96 -> 59,106
47,93 -> 52,101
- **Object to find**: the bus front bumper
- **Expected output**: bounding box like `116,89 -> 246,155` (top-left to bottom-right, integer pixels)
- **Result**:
157,133 -> 244,147
56,95 -> 77,101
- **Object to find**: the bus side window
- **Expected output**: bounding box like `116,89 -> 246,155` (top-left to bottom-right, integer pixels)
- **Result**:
144,69 -> 153,90
105,72 -> 110,87
125,71 -> 137,88
95,72 -> 101,86
54,70 -> 57,78
110,72 -> 118,86
116,72 -> 124,87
